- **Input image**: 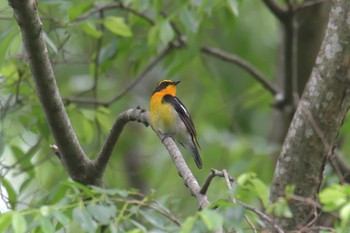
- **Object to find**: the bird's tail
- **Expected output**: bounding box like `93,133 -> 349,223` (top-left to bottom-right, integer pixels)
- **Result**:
192,145 -> 202,169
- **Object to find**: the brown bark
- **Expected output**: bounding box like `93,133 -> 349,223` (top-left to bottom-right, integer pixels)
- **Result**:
8,0 -> 93,184
269,1 -> 331,143
270,0 -> 350,230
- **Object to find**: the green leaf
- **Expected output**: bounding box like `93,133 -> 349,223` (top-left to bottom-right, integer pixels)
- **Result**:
319,185 -> 347,211
40,217 -> 55,233
104,16 -> 133,37
80,22 -> 102,38
266,198 -> 293,218
0,212 -> 13,232
210,199 -> 236,208
1,178 -> 17,209
0,28 -> 16,60
73,207 -> 98,233
180,216 -> 197,233
250,178 -> 269,208
199,209 -> 223,231
87,203 -> 117,225
179,8 -> 198,33
96,109 -> 112,132
285,185 -> 296,196
159,20 -> 174,45
147,25 -> 159,47
340,203 -> 350,223
68,3 -> 93,21
0,62 -> 18,82
53,210 -> 70,226
225,0 -> 239,16
129,219 -> 147,232
12,214 -> 27,233
237,172 -> 256,186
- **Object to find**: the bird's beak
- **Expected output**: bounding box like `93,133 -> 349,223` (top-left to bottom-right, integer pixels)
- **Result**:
173,81 -> 181,86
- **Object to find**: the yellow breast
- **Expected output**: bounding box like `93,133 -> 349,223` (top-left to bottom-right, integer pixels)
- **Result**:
150,93 -> 176,134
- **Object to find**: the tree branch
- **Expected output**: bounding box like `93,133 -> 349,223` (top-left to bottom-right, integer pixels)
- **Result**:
201,46 -> 281,96
200,169 -> 235,195
160,136 -> 210,209
262,0 -> 288,22
93,107 -> 149,178
270,0 -> 350,229
8,0 -> 93,184
68,3 -> 278,107
73,2 -> 155,25
63,44 -> 174,106
91,107 -> 211,210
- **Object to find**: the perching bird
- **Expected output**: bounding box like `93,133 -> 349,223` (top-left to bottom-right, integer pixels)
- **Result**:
149,80 -> 202,169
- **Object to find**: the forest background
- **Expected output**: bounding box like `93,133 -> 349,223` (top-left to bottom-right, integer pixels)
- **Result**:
1,0 -> 350,232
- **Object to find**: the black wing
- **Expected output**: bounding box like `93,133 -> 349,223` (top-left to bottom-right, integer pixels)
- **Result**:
162,95 -> 200,148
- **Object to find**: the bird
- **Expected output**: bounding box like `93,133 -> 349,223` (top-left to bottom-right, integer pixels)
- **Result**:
149,80 -> 202,169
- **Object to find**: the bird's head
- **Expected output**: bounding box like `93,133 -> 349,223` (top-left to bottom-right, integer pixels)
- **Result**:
152,80 -> 181,96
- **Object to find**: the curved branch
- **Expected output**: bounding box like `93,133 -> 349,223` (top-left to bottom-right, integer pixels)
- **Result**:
93,107 -> 211,209
8,0 -> 92,183
201,46 -> 281,96
93,107 -> 149,177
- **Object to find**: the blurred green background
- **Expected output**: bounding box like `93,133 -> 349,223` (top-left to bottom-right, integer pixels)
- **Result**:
0,0 -> 279,214
6,0 -> 345,231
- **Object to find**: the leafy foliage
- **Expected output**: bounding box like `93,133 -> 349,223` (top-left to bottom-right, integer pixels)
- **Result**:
1,0 -> 350,232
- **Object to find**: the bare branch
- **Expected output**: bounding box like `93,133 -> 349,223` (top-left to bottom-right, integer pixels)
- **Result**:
112,197 -> 181,226
330,150 -> 350,184
93,107 -> 149,177
200,169 -> 235,195
63,44 -> 174,106
8,0 -> 92,184
207,169 -> 285,233
93,107 -> 211,209
270,0 -> 350,228
201,46 -> 281,96
73,2 -> 155,25
237,200 -> 285,233
161,136 -> 210,209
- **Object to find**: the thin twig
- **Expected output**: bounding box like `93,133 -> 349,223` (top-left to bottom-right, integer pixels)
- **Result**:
331,150 -> 350,183
223,169 -> 236,203
64,45 -> 174,106
107,45 -> 174,104
201,46 -> 281,96
288,194 -> 322,209
329,152 -> 347,184
200,169 -> 235,195
112,198 -> 181,226
67,2 -> 276,107
72,2 -> 155,25
244,215 -> 258,233
237,200 -> 285,233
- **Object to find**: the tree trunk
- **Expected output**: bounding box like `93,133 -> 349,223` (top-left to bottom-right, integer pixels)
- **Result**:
269,1 -> 331,143
270,0 -> 350,230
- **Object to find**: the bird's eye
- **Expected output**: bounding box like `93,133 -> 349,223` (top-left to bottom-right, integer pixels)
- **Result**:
158,81 -> 171,89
